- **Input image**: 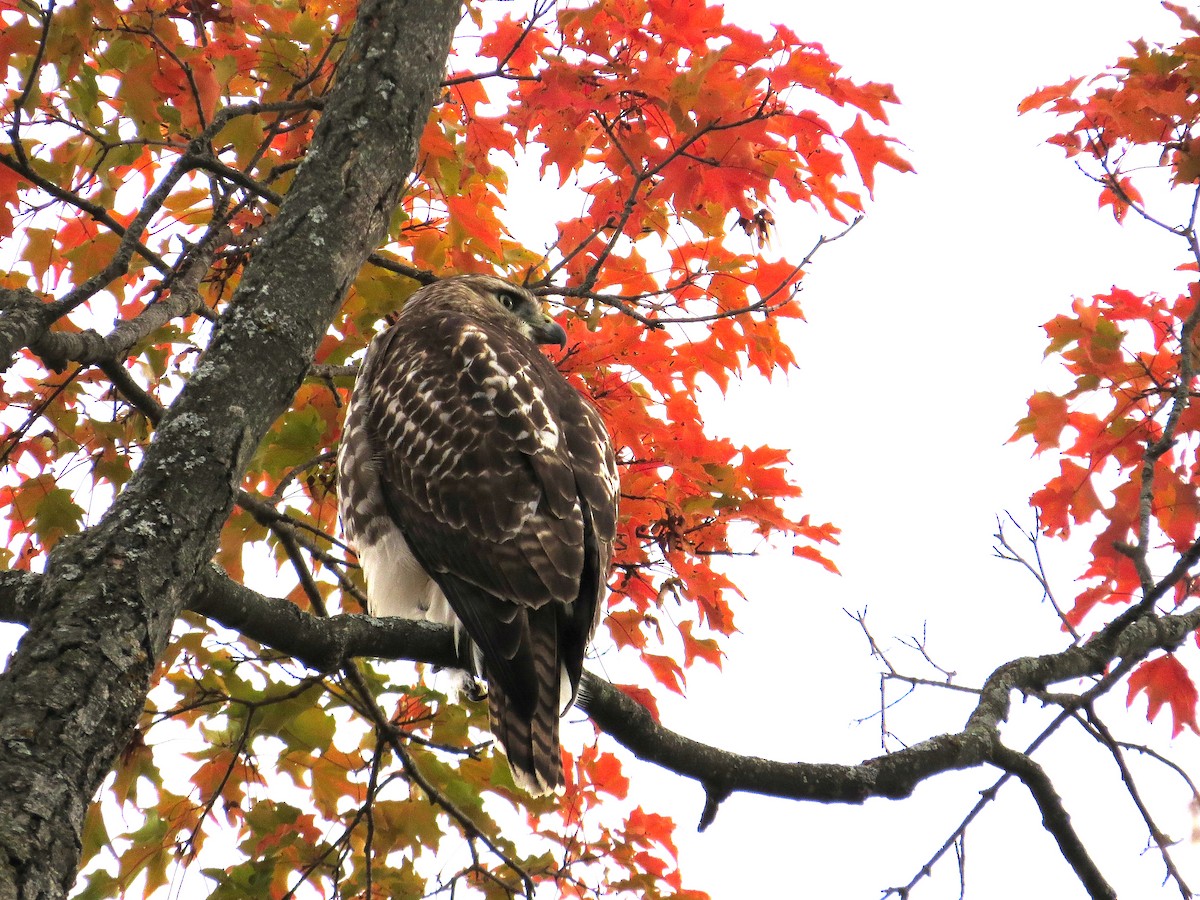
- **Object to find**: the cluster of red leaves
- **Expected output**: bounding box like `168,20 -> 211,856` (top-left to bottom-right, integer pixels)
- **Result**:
1015,1 -> 1200,738
0,0 -> 347,563
1017,2 -> 1200,215
1012,288 -> 1198,612
377,0 -> 908,693
1,0 -> 909,896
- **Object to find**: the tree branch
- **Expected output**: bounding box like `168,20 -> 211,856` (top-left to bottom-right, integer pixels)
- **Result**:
0,570 -> 41,628
0,287 -> 58,372
184,574 -> 1200,815
1079,706 -> 1193,899
0,3 -> 463,896
990,744 -> 1116,900
9,563 -> 1196,812
7,555 -> 1197,894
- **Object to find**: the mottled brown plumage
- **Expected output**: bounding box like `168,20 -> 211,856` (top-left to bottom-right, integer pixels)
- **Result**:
337,274 -> 618,793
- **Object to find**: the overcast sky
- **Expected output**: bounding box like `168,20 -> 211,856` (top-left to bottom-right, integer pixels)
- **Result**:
652,2 -> 1200,897
4,1 -> 1200,897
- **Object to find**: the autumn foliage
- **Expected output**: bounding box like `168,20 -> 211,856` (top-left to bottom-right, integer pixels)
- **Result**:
10,0 -> 1200,893
1015,2 -> 1200,739
0,0 -> 910,895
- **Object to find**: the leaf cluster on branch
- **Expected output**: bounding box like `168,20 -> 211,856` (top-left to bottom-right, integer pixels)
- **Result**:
0,0 -> 1199,898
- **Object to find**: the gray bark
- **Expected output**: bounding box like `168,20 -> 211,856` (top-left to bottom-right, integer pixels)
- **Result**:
7,515 -> 1200,900
0,2 -> 461,897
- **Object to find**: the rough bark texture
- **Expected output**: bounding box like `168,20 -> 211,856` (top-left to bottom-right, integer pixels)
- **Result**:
4,531 -> 1198,900
0,3 -> 461,897
0,288 -> 55,373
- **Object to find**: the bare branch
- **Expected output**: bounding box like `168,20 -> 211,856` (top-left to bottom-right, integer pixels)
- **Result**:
990,744 -> 1116,900
1078,706 -> 1194,899
182,569 -> 1200,810
994,512 -> 1081,641
883,772 -> 1008,899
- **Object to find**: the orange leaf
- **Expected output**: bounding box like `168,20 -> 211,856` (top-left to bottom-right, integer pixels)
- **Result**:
793,543 -> 839,574
679,620 -> 724,670
1127,654 -> 1200,737
644,653 -> 686,695
1164,2 -> 1200,33
841,115 -> 914,195
589,751 -> 631,800
1098,176 -> 1143,222
1017,77 -> 1084,114
1031,460 -> 1104,536
1011,391 -> 1070,452
1064,584 -> 1118,628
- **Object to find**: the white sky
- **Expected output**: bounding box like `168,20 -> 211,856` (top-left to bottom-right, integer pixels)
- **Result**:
5,1 -> 1200,898
649,1 -> 1200,898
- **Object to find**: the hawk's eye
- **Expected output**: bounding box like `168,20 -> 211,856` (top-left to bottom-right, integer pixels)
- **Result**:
497,291 -> 520,311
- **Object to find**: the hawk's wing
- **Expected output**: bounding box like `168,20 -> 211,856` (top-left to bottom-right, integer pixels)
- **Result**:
362,310 -> 617,789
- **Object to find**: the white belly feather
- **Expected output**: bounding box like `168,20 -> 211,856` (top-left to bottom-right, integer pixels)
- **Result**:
357,526 -> 574,713
357,527 -> 492,700
356,527 -> 457,627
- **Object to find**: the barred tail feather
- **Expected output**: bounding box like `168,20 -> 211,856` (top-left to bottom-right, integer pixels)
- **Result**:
488,679 -> 562,795
484,619 -> 564,796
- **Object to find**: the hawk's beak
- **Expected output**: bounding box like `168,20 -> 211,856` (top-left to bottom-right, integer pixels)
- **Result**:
534,316 -> 568,348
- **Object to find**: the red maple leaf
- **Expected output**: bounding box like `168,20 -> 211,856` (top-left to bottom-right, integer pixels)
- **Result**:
841,114 -> 914,195
1126,654 -> 1200,737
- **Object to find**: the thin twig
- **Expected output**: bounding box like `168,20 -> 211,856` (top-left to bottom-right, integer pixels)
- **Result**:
1079,705 -> 1193,899
993,512 -> 1081,641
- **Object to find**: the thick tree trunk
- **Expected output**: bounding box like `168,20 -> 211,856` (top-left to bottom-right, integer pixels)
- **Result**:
0,3 -> 460,897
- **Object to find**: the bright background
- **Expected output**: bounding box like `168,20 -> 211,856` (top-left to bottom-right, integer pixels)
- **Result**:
4,1 -> 1200,897
647,1 -> 1200,897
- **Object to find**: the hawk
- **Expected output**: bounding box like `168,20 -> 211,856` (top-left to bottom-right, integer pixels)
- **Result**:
337,274 -> 619,794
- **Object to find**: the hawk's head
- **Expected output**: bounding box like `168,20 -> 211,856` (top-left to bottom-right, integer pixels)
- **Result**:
408,274 -> 567,348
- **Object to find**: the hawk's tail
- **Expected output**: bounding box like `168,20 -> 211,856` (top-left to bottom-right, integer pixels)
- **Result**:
486,635 -> 563,796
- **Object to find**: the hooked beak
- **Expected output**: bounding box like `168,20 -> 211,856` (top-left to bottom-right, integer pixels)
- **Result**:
533,315 -> 568,349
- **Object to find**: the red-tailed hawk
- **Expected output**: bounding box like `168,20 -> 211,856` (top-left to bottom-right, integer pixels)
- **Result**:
337,274 -> 619,794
